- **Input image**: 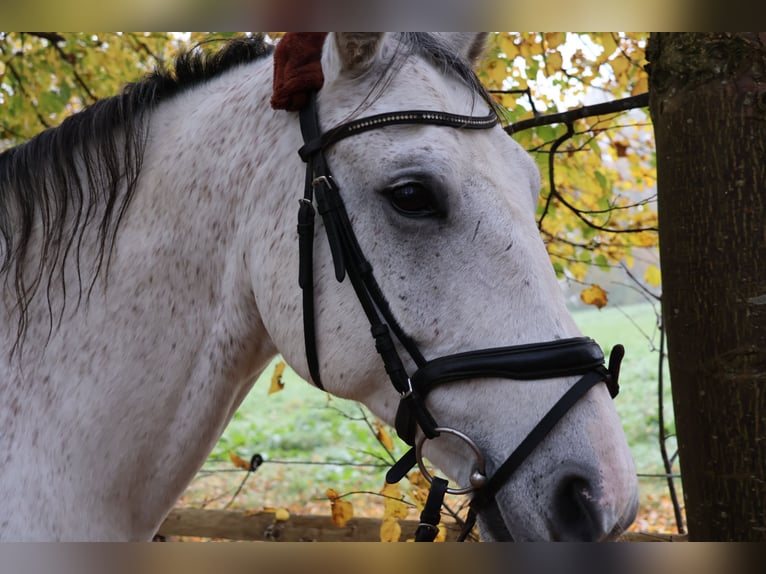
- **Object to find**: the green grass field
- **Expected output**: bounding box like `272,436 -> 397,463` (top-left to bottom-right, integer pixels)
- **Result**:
185,301 -> 680,527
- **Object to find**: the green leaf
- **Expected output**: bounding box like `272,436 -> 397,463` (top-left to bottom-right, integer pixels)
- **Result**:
595,170 -> 609,193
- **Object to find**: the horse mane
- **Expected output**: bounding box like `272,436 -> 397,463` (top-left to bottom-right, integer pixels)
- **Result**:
0,32 -> 492,353
0,34 -> 273,350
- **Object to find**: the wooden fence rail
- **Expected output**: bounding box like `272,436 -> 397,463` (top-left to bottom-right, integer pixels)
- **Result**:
157,508 -> 688,542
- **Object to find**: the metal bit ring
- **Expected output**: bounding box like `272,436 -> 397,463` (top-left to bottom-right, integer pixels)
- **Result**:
415,427 -> 488,495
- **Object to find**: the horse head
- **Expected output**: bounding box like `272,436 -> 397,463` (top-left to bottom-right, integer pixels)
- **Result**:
261,32 -> 638,541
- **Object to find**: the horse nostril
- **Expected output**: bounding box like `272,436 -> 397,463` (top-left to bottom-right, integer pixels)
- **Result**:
552,477 -> 604,541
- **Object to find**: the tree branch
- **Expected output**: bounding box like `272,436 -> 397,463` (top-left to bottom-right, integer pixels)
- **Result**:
657,320 -> 686,534
537,121 -> 574,229
5,60 -> 50,129
506,92 -> 649,135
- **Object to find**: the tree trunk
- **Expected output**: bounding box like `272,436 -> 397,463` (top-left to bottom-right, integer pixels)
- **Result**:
647,33 -> 766,541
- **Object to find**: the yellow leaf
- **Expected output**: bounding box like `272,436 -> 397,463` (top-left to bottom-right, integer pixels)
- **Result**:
229,450 -> 250,471
498,33 -> 520,59
547,51 -> 563,73
274,508 -> 290,522
380,482 -> 410,520
485,59 -> 508,88
434,525 -> 447,543
380,517 -> 401,542
268,361 -> 286,395
610,56 -> 631,78
327,489 -> 353,527
631,74 -> 649,95
330,499 -> 353,528
644,265 -> 662,287
600,33 -> 618,58
544,32 -> 566,50
375,422 -> 394,452
580,284 -> 608,309
569,261 -> 589,282
406,471 -> 431,511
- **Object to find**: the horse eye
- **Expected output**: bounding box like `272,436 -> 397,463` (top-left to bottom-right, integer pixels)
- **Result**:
385,183 -> 440,218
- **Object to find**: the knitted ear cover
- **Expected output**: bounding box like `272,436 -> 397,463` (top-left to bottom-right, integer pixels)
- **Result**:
270,32 -> 329,111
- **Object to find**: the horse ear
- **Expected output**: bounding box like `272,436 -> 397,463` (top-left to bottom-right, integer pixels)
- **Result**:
434,33 -> 490,67
325,33 -> 386,78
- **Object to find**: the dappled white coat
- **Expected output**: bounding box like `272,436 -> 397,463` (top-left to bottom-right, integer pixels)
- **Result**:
0,33 -> 637,540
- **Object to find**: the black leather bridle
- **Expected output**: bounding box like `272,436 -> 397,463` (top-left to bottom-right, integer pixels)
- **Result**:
296,92 -> 624,541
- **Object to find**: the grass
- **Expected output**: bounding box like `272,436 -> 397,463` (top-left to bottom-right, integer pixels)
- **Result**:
181,301 -> 682,532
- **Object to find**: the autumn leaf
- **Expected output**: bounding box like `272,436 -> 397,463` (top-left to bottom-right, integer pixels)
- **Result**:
610,55 -> 631,78
600,33 -> 618,58
380,517 -> 401,542
274,508 -> 290,522
631,74 -> 649,95
268,360 -> 286,395
260,506 -> 290,521
406,471 -> 431,511
375,422 -> 394,452
326,488 -> 353,528
546,51 -> 563,74
380,482 -> 410,520
580,284 -> 608,309
229,450 -> 250,471
544,32 -> 566,50
644,264 -> 662,287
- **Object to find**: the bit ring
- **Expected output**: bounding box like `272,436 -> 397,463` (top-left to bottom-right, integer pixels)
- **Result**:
415,427 -> 487,495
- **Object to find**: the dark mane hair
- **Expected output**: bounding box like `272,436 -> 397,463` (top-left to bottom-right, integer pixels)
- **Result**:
0,34 -> 273,349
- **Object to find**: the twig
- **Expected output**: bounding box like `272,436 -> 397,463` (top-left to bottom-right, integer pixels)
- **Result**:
537,121 -> 574,229
619,261 -> 662,302
223,470 -> 252,509
657,320 -> 686,534
5,60 -> 50,129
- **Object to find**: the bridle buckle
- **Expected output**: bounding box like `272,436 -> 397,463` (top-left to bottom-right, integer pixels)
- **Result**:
311,175 -> 335,190
400,378 -> 414,399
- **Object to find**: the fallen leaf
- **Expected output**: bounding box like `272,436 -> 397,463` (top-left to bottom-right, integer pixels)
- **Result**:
380,517 -> 401,542
326,489 -> 353,527
330,499 -> 353,528
268,361 -> 286,395
375,422 -> 394,452
274,508 -> 290,522
229,450 -> 250,471
580,284 -> 608,309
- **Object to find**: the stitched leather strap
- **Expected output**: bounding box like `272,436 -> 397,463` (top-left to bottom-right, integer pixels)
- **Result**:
415,476 -> 449,542
457,368 -> 608,541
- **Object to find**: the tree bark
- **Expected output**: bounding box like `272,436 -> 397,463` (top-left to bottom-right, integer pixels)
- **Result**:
648,33 -> 766,541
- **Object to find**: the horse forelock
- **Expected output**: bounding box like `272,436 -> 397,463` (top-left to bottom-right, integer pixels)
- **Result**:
329,33 -> 501,125
0,34 -> 274,353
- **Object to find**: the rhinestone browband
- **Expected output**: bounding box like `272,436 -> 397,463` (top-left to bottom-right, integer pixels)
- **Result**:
299,109 -> 499,161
